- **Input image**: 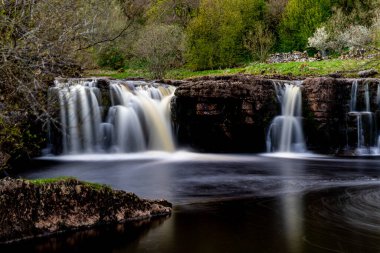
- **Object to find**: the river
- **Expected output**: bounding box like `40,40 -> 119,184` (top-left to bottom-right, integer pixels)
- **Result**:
2,151 -> 379,253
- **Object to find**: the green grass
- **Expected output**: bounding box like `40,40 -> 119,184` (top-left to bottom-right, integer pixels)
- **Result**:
27,177 -> 111,191
244,59 -> 364,77
85,58 -> 379,80
28,176 -> 76,185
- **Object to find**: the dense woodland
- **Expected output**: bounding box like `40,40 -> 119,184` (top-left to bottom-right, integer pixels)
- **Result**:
0,0 -> 380,169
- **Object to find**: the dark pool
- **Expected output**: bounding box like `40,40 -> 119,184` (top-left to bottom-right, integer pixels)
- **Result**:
3,152 -> 380,253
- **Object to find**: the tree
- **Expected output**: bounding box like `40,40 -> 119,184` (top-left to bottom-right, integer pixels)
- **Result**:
185,0 -> 267,70
244,22 -> 274,61
307,5 -> 378,54
147,0 -> 200,27
185,0 -> 244,70
332,0 -> 378,26
266,0 -> 289,49
133,24 -> 184,78
307,26 -> 331,55
373,12 -> 380,49
0,0 -> 150,168
278,0 -> 333,52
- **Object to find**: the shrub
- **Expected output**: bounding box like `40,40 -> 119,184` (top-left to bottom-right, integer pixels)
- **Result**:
244,22 -> 274,62
133,24 -> 184,79
97,47 -> 126,70
279,0 -> 332,52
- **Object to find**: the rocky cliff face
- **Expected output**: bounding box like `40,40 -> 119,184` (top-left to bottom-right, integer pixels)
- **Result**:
303,77 -> 380,154
171,75 -> 380,154
172,75 -> 279,152
0,178 -> 171,243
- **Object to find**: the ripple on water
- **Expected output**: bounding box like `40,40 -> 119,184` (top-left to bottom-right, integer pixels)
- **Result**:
311,185 -> 380,231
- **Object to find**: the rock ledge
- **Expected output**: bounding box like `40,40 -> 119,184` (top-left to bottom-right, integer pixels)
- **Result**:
0,177 -> 172,244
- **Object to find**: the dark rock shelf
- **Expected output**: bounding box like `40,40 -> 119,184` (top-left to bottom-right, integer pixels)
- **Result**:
0,177 -> 172,244
171,74 -> 380,154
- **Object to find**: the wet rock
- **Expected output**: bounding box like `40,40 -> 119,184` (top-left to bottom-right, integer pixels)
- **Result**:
0,178 -> 171,244
358,69 -> 378,78
172,74 -> 380,154
302,77 -> 380,153
172,74 -> 279,152
327,72 -> 343,78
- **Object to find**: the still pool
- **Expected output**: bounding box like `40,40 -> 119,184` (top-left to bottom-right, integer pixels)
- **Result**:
3,152 -> 380,253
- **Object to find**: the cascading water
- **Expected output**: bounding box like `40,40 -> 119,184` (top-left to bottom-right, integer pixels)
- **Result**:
347,80 -> 377,154
267,81 -> 306,153
49,79 -> 176,154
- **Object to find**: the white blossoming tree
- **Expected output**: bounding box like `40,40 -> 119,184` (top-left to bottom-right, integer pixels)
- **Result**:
308,25 -> 373,55
307,26 -> 330,56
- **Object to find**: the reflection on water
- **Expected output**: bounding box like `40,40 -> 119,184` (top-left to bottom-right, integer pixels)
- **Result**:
4,152 -> 380,253
279,161 -> 304,253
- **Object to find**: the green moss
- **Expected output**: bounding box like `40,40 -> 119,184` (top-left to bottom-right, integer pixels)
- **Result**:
83,181 -> 112,191
27,177 -> 111,191
28,176 -> 76,185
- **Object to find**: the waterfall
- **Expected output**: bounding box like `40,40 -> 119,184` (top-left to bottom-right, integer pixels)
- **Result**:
267,81 -> 306,153
50,79 -> 176,154
348,80 -> 377,154
350,80 -> 358,111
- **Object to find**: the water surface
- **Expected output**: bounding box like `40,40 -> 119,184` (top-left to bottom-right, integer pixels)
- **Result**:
3,152 -> 380,253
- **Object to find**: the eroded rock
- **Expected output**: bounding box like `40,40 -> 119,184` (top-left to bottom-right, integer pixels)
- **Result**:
172,75 -> 279,152
0,177 -> 171,244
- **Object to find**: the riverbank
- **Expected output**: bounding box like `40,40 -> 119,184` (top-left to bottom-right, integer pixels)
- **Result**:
0,177 -> 172,244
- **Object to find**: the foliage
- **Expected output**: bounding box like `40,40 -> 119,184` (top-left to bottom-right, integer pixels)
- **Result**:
244,22 -> 274,62
279,0 -> 333,52
332,0 -> 378,26
97,47 -> 126,70
338,25 -> 372,49
373,13 -> 380,48
185,0 -> 243,70
147,0 -> 200,27
0,113 -> 45,166
307,5 -> 378,54
185,0 -> 267,70
0,0 -> 148,167
265,0 -> 289,50
307,27 -> 330,52
133,24 -> 184,79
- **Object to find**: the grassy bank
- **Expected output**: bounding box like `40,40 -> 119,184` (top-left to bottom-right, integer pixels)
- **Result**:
85,58 -> 379,80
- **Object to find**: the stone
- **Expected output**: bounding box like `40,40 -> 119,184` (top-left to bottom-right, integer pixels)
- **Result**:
327,72 -> 343,78
358,69 -> 378,78
266,51 -> 310,64
172,75 -> 278,152
0,178 -> 172,244
172,74 -> 380,154
302,77 -> 380,153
